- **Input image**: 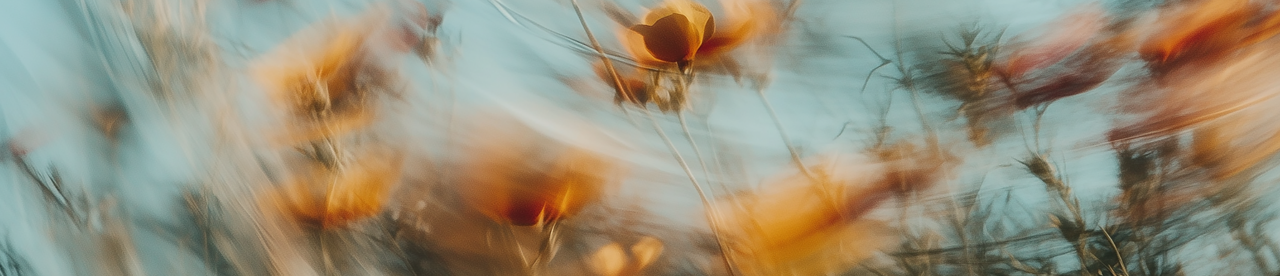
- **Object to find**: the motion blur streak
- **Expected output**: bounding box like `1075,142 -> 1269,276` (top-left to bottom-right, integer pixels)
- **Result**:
8,0 -> 1280,275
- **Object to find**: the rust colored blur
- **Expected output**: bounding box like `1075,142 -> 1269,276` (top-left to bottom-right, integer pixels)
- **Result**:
1138,0 -> 1280,73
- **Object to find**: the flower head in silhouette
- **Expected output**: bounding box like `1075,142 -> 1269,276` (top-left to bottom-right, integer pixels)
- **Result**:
621,0 -> 779,69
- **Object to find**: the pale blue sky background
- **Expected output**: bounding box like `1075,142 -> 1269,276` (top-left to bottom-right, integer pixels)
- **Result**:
0,0 -> 1247,274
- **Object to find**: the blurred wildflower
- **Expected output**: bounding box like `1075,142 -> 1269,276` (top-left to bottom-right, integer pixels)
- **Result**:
599,0 -> 780,113
994,5 -> 1130,110
1111,32 -> 1280,180
718,151 -> 948,275
625,0 -> 713,67
996,4 -> 1108,80
455,112 -> 626,226
697,0 -> 780,59
251,6 -> 417,145
391,1 -> 446,63
620,0 -> 780,69
89,105 -> 128,144
266,150 -> 405,229
1137,0 -> 1280,73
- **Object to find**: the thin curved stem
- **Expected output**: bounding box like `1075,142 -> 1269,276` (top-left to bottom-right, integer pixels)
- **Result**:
754,88 -> 850,221
1101,227 -> 1130,276
644,110 -> 739,276
570,0 -> 633,105
753,87 -> 817,181
678,112 -> 716,194
889,3 -> 939,153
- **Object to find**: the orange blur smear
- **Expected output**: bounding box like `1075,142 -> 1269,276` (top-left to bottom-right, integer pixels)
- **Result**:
719,153 -> 928,275
251,7 -> 414,146
454,112 -> 625,226
697,0 -> 779,58
997,4 -> 1107,79
1113,35 -> 1280,181
1139,0 -> 1280,71
267,151 -> 405,229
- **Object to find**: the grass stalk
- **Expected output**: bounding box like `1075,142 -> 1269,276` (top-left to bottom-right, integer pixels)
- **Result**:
643,109 -> 739,276
1101,227 -> 1129,276
677,112 -> 717,195
569,0 -> 634,106
753,87 -> 817,182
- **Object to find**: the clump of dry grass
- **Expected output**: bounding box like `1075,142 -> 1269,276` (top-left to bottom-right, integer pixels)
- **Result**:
913,25 -> 1011,146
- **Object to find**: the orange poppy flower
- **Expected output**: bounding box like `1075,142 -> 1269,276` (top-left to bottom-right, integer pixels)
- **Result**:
621,0 -> 778,68
624,0 -> 713,66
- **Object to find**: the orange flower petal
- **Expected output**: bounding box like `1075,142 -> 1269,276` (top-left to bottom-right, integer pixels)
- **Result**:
623,0 -> 714,64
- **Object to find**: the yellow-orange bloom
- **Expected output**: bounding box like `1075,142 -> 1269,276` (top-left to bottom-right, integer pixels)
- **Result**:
626,0 -> 713,65
622,0 -> 778,67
